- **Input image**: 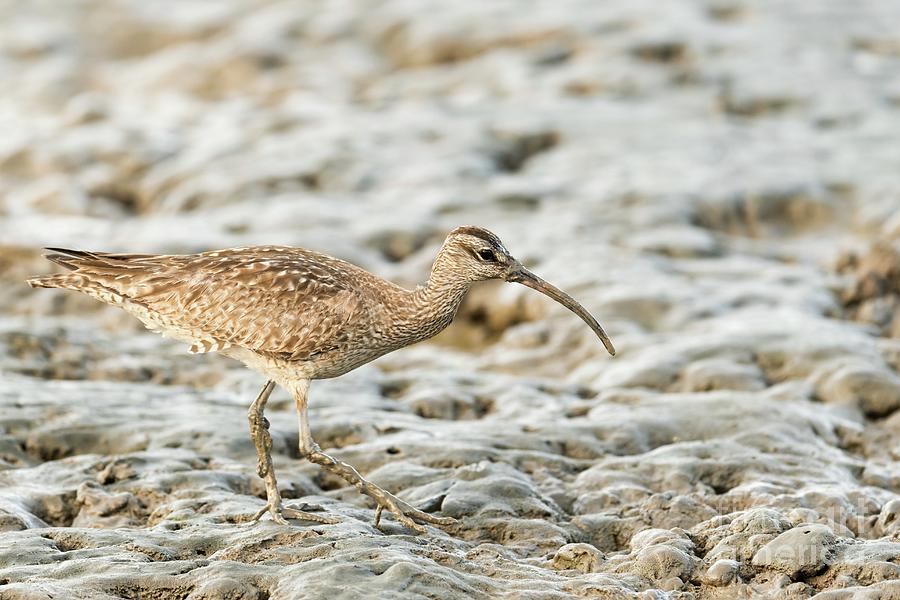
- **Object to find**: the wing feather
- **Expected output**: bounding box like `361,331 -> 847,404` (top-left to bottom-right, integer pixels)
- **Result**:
59,246 -> 368,361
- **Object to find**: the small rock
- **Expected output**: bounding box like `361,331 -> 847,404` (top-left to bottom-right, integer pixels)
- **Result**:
817,361 -> 900,418
0,584 -> 54,600
703,559 -> 740,586
876,499 -> 900,536
730,508 -> 791,535
73,481 -> 144,528
0,510 -> 28,532
660,576 -> 684,591
633,545 -> 697,582
551,542 -> 603,573
751,524 -> 836,577
186,578 -> 259,600
630,528 -> 694,553
96,459 -> 137,484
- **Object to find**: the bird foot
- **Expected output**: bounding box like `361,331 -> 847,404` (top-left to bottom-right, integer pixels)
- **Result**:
251,499 -> 340,525
304,447 -> 456,534
368,488 -> 457,534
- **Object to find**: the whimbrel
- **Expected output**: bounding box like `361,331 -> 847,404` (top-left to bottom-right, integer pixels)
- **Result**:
27,226 -> 615,533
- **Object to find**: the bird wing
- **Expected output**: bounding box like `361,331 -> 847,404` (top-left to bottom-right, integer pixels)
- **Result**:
49,246 -> 367,361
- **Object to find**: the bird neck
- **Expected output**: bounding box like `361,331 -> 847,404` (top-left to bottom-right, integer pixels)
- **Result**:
388,250 -> 472,345
419,241 -> 474,313
417,271 -> 472,313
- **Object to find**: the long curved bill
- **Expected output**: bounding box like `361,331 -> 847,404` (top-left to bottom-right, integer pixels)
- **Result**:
507,266 -> 616,356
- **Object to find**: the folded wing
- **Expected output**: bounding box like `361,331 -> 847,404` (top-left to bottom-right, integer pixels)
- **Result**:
32,247 -> 365,362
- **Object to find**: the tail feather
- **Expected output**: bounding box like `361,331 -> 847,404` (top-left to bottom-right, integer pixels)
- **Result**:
27,273 -> 86,289
26,272 -> 127,307
28,247 -> 160,302
44,247 -> 100,259
43,249 -> 94,271
42,247 -> 116,270
42,247 -> 160,271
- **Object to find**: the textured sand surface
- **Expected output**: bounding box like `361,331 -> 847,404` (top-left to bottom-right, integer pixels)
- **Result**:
1,0 -> 900,598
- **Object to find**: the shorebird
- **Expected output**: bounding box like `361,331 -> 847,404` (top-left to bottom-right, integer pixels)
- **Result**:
27,226 -> 615,533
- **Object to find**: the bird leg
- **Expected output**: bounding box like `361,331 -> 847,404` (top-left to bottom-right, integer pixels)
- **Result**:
292,380 -> 456,534
247,380 -> 338,525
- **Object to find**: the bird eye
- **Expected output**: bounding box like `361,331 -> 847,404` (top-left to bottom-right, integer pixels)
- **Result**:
477,248 -> 497,262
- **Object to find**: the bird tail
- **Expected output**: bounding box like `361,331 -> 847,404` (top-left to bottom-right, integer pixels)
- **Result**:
26,273 -> 77,289
26,248 -> 133,307
27,248 -> 99,289
43,247 -> 105,270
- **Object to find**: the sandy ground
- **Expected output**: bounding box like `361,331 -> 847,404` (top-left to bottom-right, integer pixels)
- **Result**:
1,0 -> 900,598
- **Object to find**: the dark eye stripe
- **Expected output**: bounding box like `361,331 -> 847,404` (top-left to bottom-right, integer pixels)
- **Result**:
477,249 -> 496,261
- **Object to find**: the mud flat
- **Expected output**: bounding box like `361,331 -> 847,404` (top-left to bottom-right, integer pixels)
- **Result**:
1,0 -> 900,598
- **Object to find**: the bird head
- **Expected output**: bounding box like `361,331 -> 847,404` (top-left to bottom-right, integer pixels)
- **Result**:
441,226 -> 616,356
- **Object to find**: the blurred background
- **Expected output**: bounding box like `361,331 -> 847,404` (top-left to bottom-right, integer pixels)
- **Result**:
1,1 -> 900,598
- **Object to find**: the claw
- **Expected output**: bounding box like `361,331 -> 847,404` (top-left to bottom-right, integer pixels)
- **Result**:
373,496 -> 457,533
251,499 -> 340,525
251,502 -> 287,524
270,511 -> 290,526
283,505 -> 341,525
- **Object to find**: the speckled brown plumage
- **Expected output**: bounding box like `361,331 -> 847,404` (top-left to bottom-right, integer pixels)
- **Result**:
27,226 -> 614,533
